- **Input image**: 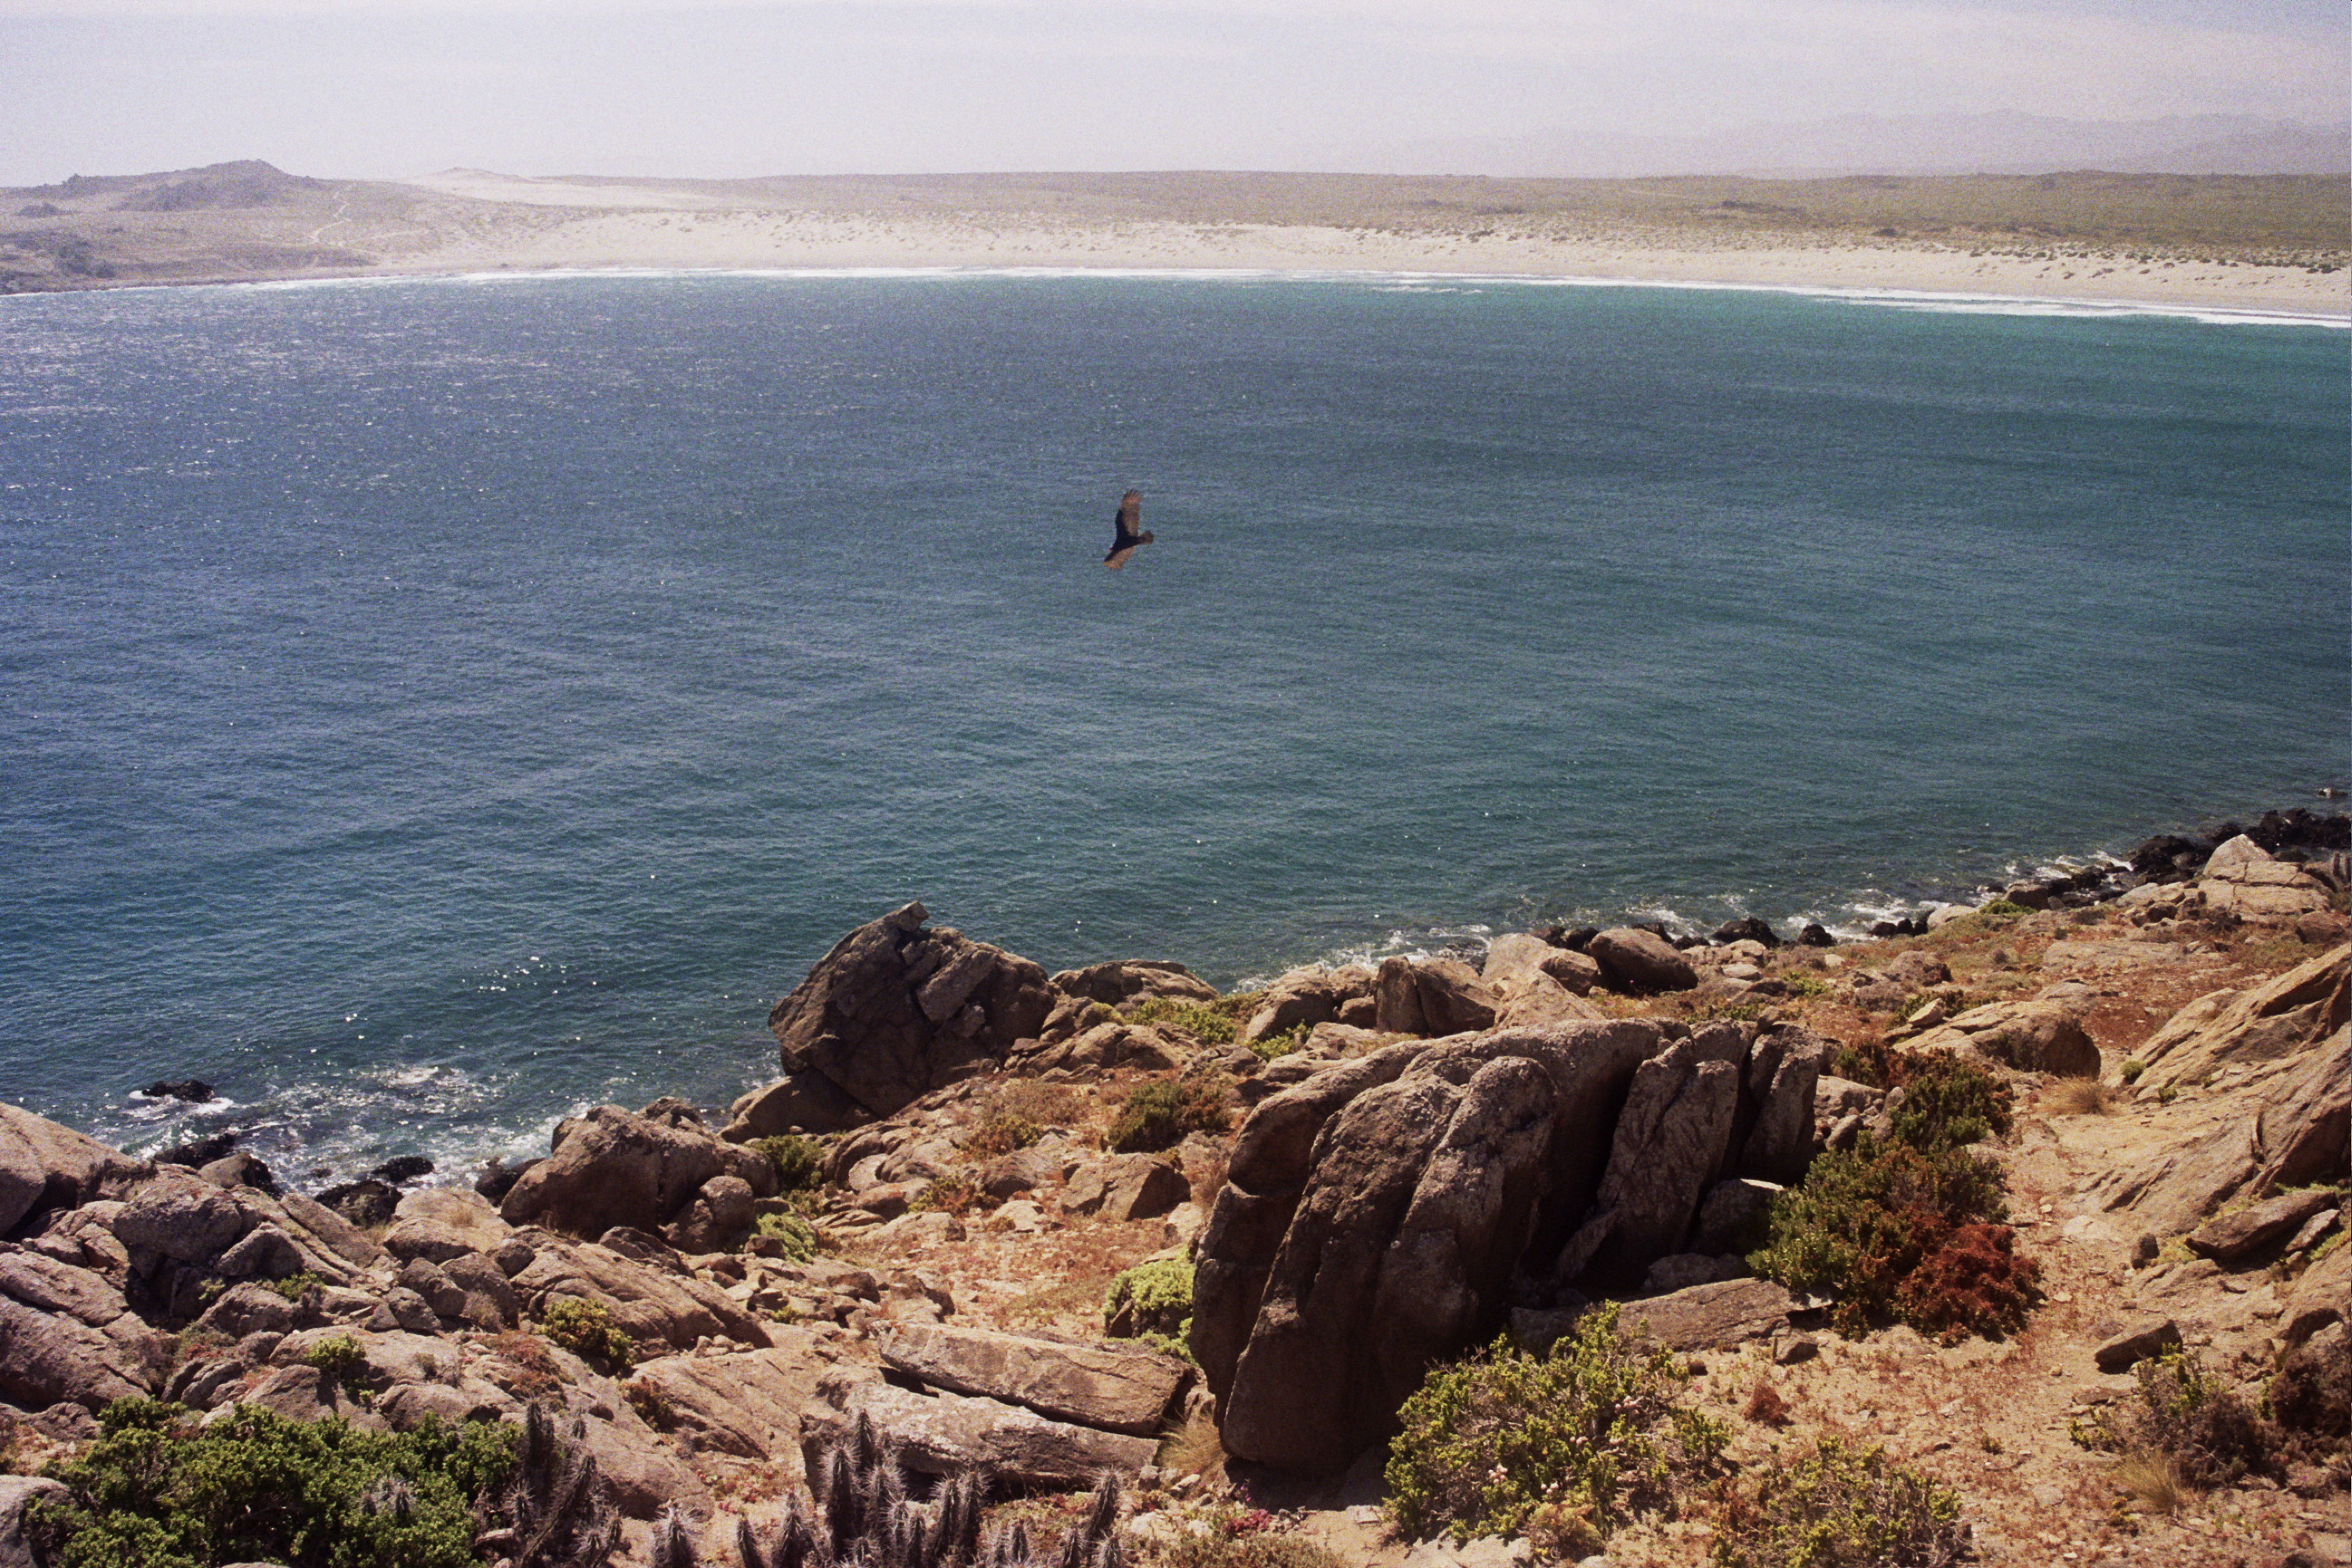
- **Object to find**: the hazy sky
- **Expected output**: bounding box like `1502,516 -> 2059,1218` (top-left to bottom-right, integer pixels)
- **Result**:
1,0 -> 2343,185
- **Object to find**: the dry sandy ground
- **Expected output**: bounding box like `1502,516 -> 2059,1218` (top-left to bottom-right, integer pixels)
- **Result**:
385,171 -> 2346,318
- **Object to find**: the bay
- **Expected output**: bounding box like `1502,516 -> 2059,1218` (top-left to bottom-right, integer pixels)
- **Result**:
0,270 -> 2343,1178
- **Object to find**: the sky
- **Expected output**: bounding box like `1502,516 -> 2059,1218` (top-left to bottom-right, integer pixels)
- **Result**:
0,0 -> 2344,185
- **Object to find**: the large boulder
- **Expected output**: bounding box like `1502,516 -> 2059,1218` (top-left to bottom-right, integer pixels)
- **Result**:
1555,1026 -> 1749,1283
1198,1014 -> 1823,1473
625,1343 -> 818,1460
1906,999 -> 2100,1076
1202,1018 -> 1829,1474
2094,1024 -> 2347,1236
1586,929 -> 1698,996
499,1104 -> 775,1240
881,1324 -> 1189,1436
506,1228 -> 772,1352
1239,968 -> 1347,1045
768,903 -> 1057,1119
2195,837 -> 2337,921
2136,946 -> 2347,1092
111,1167 -> 252,1267
1049,960 -> 1218,1008
805,1375 -> 1156,1486
1480,935 -> 1606,1028
382,1185 -> 514,1265
0,1287 -> 171,1412
1373,956 -> 1498,1036
0,1103 -> 147,1237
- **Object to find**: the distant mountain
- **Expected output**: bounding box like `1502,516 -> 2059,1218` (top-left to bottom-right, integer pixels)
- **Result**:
1306,113 -> 2350,180
5,158 -> 328,209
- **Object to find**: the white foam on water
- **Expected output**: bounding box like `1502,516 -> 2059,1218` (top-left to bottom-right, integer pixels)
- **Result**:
32,264 -> 2336,333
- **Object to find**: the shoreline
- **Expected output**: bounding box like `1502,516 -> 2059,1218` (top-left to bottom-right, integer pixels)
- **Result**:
2,165 -> 2345,318
211,258 -> 2351,332
368,210 -> 2352,318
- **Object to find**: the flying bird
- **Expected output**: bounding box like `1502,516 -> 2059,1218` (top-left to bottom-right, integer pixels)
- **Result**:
1103,489 -> 1154,569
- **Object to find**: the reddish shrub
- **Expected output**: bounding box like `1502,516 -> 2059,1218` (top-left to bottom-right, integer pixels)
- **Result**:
1744,1382 -> 1793,1428
1893,1222 -> 2041,1343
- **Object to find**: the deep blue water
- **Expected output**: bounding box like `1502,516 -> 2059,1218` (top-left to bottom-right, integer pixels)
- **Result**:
1,270 -> 2344,1182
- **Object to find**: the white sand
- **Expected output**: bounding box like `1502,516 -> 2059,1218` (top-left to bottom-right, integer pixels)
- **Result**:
379,186 -> 2350,320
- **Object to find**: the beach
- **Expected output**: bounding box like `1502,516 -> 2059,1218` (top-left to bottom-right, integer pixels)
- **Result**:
376,171 -> 2350,318
4,163 -> 2345,317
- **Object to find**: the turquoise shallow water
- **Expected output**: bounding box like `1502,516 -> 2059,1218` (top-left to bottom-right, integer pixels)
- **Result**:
1,270 -> 2344,1181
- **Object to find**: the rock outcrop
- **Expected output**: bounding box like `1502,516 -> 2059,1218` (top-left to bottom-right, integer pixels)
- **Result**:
1586,927 -> 1699,995
499,1103 -> 775,1242
744,903 -> 1058,1131
0,1102 -> 147,1236
1192,1016 -> 1821,1473
1905,998 -> 2100,1076
2132,944 -> 2347,1092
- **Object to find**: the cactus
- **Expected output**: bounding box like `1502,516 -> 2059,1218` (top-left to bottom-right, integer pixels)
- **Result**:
730,1418 -> 1125,1568
652,1503 -> 701,1568
475,1401 -> 622,1568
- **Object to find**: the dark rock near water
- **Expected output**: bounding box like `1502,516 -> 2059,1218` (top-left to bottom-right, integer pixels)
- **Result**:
315,1178 -> 401,1229
155,1131 -> 240,1169
499,1101 -> 775,1241
1796,923 -> 1835,947
1049,959 -> 1218,1008
370,1156 -> 434,1185
142,1080 -> 214,1103
199,1151 -> 279,1196
1711,916 -> 1782,949
1587,927 -> 1698,994
474,1158 -> 528,1203
762,902 -> 1056,1123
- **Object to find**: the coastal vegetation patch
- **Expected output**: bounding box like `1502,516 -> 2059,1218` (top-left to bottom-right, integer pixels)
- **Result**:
1106,1076 -> 1232,1154
536,1298 -> 639,1374
1708,1434 -> 1970,1568
1383,1305 -> 1729,1551
27,1398 -> 520,1568
1748,1051 -> 2035,1340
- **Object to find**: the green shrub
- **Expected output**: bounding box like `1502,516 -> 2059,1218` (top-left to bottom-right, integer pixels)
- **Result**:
1884,1054 -> 2013,1152
536,1298 -> 637,1373
2119,1059 -> 2147,1083
1709,1434 -> 1970,1567
27,1399 -> 517,1568
1383,1305 -> 1728,1546
755,1211 -> 823,1264
261,1270 -> 325,1302
1748,1137 -> 2034,1340
1106,1077 -> 1232,1154
1127,997 -> 1241,1045
300,1334 -> 368,1385
752,1135 -> 826,1193
1105,1258 -> 1194,1345
1249,1025 -> 1310,1062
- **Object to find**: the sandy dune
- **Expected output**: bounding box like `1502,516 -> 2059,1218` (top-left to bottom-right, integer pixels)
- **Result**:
4,162 -> 2344,316
378,194 -> 2349,317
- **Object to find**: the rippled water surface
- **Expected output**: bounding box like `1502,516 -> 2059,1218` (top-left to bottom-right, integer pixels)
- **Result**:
2,271 -> 2343,1178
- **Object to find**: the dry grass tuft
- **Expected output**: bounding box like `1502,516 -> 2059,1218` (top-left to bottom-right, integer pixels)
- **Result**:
2043,1076 -> 2114,1116
1159,1407 -> 1226,1480
2111,1450 -> 2192,1515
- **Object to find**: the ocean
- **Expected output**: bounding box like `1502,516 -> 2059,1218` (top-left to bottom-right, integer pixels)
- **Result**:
1,269 -> 2344,1185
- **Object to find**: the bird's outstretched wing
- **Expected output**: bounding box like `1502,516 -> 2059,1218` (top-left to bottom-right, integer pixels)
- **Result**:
1105,489 -> 1148,568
